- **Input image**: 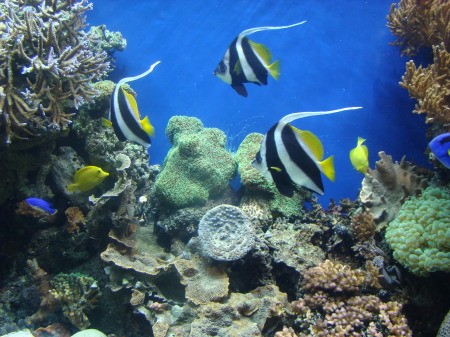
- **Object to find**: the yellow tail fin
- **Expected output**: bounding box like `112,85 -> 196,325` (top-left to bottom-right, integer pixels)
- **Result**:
268,59 -> 281,81
320,156 -> 335,182
67,183 -> 77,192
141,116 -> 155,137
102,117 -> 112,128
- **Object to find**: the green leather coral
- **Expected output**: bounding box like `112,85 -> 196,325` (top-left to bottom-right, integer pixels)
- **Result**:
385,186 -> 450,275
154,116 -> 236,209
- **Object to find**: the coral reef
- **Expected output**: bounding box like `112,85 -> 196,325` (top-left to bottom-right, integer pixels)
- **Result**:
359,151 -> 428,226
400,43 -> 450,125
288,260 -> 412,337
266,219 -> 325,274
49,272 -> 101,330
385,186 -> 450,275
387,0 -> 450,56
153,116 -> 236,209
0,0 -> 112,143
198,204 -> 255,261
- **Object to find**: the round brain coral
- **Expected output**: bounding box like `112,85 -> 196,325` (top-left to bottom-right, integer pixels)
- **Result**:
198,205 -> 255,261
385,186 -> 450,275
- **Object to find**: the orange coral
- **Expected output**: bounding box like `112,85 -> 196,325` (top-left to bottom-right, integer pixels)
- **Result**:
387,0 -> 450,56
65,206 -> 85,233
399,43 -> 450,124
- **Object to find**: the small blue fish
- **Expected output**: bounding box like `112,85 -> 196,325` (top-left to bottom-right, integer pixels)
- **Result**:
25,198 -> 57,215
429,133 -> 450,169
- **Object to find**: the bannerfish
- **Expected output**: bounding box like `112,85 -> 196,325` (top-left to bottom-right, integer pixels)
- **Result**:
104,61 -> 161,147
252,107 -> 362,196
213,21 -> 306,97
429,133 -> 450,169
349,137 -> 369,174
25,198 -> 57,215
68,166 -> 109,192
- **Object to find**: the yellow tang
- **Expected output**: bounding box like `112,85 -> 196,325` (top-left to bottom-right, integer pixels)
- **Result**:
349,137 -> 369,174
68,166 -> 109,192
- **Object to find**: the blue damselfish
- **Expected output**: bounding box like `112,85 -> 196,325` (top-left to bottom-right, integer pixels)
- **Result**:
25,198 -> 57,215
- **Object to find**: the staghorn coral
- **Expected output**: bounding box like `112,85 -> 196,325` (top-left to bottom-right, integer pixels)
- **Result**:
387,0 -> 450,57
0,0 -> 111,143
399,43 -> 450,124
198,204 -> 255,261
359,151 -> 428,226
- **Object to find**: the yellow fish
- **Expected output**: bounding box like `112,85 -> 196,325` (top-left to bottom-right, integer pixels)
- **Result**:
68,166 -> 109,192
349,137 -> 369,174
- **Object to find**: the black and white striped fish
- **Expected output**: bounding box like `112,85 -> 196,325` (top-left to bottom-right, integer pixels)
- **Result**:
213,21 -> 306,97
104,61 -> 161,148
252,107 -> 362,196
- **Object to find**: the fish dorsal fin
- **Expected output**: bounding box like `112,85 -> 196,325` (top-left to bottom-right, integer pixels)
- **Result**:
280,107 -> 363,125
238,21 -> 307,38
290,125 -> 324,161
140,116 -> 155,137
117,61 -> 161,87
320,156 -> 335,182
122,88 -> 140,119
357,137 -> 366,147
234,59 -> 243,75
248,39 -> 272,64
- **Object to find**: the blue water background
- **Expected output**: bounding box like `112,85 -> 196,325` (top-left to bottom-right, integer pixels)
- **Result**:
87,0 -> 428,205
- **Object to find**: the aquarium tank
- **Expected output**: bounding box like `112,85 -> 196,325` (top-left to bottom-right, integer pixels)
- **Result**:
0,1 -> 449,337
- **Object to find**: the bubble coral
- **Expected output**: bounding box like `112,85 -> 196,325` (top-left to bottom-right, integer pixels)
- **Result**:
385,186 -> 450,275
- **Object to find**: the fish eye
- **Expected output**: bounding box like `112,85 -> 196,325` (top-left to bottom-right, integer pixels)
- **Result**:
215,61 -> 227,75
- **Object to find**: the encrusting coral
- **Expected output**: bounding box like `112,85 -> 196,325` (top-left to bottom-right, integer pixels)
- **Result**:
0,0 -> 111,143
154,116 -> 236,209
387,0 -> 450,57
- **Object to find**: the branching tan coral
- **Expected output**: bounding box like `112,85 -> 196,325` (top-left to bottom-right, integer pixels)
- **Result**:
0,0 -> 110,143
287,261 -> 412,337
301,260 -> 365,294
399,43 -> 450,124
350,210 -> 376,242
387,0 -> 450,56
